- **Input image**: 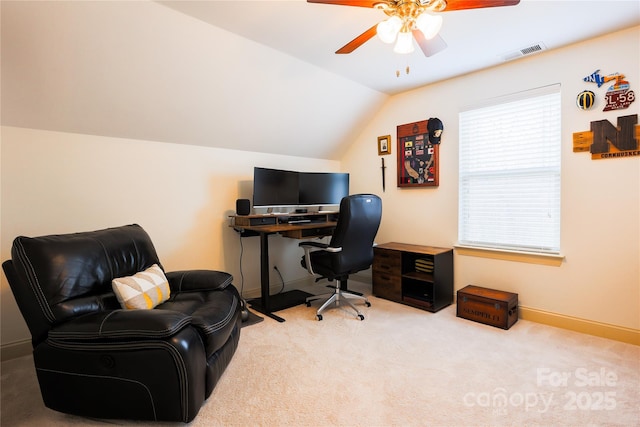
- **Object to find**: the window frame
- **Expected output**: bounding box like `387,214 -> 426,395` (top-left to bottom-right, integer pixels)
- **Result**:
457,84 -> 563,264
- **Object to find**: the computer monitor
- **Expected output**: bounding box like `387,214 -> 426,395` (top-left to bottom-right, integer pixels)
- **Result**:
252,167 -> 349,208
252,167 -> 299,208
299,172 -> 349,206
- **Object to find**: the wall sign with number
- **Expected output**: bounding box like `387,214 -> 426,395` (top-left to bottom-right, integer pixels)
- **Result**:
582,69 -> 636,112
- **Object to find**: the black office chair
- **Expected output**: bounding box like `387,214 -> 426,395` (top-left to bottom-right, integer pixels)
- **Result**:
299,194 -> 382,320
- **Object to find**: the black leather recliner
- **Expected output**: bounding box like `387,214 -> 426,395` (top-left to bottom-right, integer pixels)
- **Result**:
2,224 -> 242,423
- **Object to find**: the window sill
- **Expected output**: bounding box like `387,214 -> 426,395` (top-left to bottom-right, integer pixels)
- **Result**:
454,245 -> 564,267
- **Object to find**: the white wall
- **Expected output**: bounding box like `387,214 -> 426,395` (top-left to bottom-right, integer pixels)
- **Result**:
1,0 -> 386,160
343,26 -> 640,330
0,127 -> 339,346
2,27 -> 638,349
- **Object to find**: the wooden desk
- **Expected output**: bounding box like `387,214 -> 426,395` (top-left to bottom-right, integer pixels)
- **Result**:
230,213 -> 337,322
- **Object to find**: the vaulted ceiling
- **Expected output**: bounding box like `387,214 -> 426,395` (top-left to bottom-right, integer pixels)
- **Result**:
160,0 -> 640,94
2,1 -> 639,159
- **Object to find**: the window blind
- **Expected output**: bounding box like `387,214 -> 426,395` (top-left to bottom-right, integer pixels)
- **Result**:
458,84 -> 561,254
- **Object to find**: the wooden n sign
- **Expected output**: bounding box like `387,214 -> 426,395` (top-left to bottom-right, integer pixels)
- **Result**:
573,114 -> 640,159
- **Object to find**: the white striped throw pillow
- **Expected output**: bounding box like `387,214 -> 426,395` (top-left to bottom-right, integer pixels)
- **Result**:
112,264 -> 170,309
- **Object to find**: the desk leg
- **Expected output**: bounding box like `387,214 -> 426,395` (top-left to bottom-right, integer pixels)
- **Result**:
259,233 -> 270,312
254,232 -> 285,323
245,229 -> 313,323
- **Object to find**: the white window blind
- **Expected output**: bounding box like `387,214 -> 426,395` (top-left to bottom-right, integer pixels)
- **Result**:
458,84 -> 561,254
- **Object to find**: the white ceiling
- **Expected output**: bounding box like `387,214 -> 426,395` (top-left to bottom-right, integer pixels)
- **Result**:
2,1 -> 639,160
159,0 -> 640,95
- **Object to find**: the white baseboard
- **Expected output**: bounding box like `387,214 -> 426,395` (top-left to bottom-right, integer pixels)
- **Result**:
519,306 -> 639,346
240,273 -> 372,300
239,276 -> 317,300
1,339 -> 32,361
349,272 -> 372,284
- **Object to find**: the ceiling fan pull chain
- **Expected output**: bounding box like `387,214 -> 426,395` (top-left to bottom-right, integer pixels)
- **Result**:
396,64 -> 411,78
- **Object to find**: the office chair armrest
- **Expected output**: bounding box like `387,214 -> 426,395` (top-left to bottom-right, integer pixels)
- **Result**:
299,241 -> 328,249
299,242 -> 342,276
298,241 -> 342,252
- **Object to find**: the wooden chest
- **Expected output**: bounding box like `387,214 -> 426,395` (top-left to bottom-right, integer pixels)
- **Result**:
457,285 -> 518,330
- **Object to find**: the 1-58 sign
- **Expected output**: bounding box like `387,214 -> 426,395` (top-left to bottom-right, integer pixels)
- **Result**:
604,89 -> 636,111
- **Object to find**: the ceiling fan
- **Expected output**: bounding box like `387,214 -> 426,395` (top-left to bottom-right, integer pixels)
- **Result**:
308,0 -> 520,57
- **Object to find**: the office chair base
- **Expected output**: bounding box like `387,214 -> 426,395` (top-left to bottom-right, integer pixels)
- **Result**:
306,290 -> 370,321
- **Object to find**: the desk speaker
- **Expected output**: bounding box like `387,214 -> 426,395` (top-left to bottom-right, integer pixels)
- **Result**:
236,199 -> 251,216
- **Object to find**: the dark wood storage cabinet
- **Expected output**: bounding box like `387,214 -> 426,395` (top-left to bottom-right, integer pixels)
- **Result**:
373,242 -> 453,312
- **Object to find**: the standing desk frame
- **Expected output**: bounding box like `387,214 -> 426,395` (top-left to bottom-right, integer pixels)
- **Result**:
231,216 -> 336,322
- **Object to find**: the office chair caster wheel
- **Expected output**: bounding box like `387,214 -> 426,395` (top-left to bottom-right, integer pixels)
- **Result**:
316,314 -> 323,321
365,301 -> 371,307
306,302 -> 311,307
357,314 -> 365,321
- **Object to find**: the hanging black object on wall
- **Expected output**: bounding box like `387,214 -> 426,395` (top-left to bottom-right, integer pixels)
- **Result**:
236,199 -> 251,216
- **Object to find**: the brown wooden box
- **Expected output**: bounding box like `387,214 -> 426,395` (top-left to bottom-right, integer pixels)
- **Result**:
457,285 -> 518,330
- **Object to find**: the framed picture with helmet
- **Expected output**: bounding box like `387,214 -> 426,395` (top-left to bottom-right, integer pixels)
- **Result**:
396,118 -> 442,188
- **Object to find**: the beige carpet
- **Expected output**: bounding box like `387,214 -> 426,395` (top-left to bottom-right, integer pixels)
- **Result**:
2,280 -> 639,426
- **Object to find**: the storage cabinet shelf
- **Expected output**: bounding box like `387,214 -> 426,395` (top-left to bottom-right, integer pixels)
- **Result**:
373,242 -> 453,313
402,271 -> 434,282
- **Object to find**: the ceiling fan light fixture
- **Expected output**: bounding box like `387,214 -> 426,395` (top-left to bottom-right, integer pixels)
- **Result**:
415,12 -> 443,40
393,30 -> 415,54
377,15 -> 402,44
313,0 -> 522,57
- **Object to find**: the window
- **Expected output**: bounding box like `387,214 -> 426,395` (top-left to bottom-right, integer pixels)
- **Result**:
458,84 -> 561,254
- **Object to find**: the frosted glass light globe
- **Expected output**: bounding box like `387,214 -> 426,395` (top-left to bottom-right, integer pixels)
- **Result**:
415,13 -> 443,40
377,16 -> 402,44
393,31 -> 415,54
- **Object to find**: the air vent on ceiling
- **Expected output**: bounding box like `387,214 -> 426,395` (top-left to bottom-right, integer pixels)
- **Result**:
500,42 -> 547,62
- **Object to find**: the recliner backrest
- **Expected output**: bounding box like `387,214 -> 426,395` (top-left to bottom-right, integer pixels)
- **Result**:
329,194 -> 382,274
4,224 -> 161,347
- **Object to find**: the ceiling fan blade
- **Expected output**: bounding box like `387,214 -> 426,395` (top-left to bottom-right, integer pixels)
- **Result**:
443,0 -> 520,11
307,0 -> 379,8
336,24 -> 378,54
413,30 -> 448,57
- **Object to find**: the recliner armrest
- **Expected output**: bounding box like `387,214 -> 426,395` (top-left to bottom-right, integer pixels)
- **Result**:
48,309 -> 192,342
166,270 -> 233,293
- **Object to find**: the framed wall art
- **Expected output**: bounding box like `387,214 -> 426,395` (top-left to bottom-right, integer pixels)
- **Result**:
378,135 -> 391,155
397,119 -> 439,187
